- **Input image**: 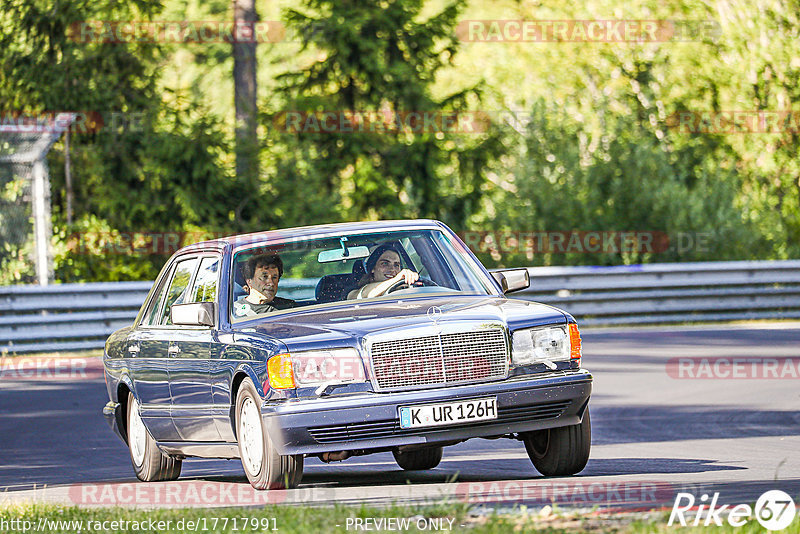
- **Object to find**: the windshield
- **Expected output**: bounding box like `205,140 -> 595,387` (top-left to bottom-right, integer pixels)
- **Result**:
230,229 -> 495,321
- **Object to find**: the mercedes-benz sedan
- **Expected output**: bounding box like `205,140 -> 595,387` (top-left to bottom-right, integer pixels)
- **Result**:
103,220 -> 591,489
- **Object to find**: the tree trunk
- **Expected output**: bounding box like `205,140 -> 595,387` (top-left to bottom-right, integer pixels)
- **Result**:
233,0 -> 259,190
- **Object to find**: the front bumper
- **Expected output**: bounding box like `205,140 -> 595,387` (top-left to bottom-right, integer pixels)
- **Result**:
103,401 -> 127,444
263,369 -> 592,455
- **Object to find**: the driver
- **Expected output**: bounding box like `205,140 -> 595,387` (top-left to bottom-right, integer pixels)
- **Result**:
348,243 -> 419,299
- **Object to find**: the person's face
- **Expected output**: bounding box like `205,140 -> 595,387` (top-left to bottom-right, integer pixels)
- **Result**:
247,264 -> 280,301
372,250 -> 401,281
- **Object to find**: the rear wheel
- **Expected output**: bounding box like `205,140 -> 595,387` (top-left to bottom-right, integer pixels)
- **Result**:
235,378 -> 303,489
126,392 -> 181,481
523,411 -> 591,476
393,446 -> 443,471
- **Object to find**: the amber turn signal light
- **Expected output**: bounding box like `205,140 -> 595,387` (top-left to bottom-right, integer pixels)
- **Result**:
569,323 -> 582,360
267,354 -> 296,389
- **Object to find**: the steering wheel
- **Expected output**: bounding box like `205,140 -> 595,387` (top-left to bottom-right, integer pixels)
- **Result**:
386,277 -> 437,294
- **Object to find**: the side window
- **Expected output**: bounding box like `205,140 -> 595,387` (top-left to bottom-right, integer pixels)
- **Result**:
431,232 -> 486,292
158,257 -> 199,326
399,237 -> 425,274
143,266 -> 175,326
190,256 -> 220,303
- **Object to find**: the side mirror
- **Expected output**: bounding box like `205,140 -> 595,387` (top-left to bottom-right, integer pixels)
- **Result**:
171,302 -> 215,327
491,269 -> 530,294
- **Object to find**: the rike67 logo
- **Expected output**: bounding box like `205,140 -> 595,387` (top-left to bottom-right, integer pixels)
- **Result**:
669,490 -> 797,531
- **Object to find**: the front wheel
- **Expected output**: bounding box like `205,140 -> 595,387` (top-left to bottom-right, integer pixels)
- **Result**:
235,378 -> 303,489
126,392 -> 181,482
393,446 -> 443,471
523,411 -> 591,476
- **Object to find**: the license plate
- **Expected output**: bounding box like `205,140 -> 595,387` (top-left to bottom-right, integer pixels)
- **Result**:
399,397 -> 498,429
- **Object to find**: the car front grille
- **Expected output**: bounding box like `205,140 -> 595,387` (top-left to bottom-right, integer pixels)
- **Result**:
307,400 -> 571,443
369,328 -> 509,391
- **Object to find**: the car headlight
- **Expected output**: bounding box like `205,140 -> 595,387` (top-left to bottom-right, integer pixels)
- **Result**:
511,324 -> 581,366
268,348 -> 366,389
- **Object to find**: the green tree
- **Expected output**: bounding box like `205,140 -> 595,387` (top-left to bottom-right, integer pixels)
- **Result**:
487,100 -> 761,268
458,0 -> 783,267
233,0 -> 260,191
257,0 -> 506,230
0,0 -> 239,282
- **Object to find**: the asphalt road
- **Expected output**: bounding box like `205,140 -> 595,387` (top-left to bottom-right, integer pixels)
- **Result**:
2,323 -> 799,511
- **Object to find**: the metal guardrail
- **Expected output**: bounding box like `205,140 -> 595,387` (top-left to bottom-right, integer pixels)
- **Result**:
2,260 -> 799,354
514,260 -> 800,325
0,282 -> 152,354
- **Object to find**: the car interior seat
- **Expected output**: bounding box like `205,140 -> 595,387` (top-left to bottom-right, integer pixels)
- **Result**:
315,260 -> 366,303
233,263 -> 247,302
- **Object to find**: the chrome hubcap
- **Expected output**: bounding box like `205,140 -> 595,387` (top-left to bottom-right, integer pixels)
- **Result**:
129,397 -> 146,466
239,397 -> 263,475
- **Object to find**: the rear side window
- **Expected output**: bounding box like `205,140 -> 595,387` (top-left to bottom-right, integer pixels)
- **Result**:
143,266 -> 174,326
157,257 -> 199,326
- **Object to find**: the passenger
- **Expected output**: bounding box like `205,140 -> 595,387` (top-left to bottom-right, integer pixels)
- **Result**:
234,254 -> 296,316
348,243 -> 419,299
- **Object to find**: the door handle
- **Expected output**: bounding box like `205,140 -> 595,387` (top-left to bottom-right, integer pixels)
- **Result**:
168,345 -> 181,355
127,345 -> 140,355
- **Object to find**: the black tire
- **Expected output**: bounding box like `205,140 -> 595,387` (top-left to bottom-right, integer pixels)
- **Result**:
523,410 -> 591,476
126,392 -> 181,482
235,378 -> 303,489
393,446 -> 443,471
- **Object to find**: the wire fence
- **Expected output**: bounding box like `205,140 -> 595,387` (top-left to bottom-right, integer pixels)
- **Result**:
0,160 -> 36,284
0,114 -> 74,285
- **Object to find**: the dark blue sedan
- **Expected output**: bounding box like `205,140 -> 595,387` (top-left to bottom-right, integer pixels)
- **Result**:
103,220 -> 591,489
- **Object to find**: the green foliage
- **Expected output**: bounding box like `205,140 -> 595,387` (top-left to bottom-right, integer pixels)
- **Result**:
476,100 -> 762,268
459,0 -> 800,267
259,0 -> 507,230
2,0 -> 800,284
0,166 -> 35,284
46,100 -> 238,282
0,0 -> 163,112
0,0 -> 240,281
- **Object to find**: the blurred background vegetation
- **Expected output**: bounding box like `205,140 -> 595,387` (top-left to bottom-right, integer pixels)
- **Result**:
1,0 -> 798,282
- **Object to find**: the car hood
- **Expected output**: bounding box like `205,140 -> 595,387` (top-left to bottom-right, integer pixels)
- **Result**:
232,295 -> 568,351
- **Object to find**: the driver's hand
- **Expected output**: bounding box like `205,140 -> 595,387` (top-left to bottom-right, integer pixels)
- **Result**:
394,269 -> 419,285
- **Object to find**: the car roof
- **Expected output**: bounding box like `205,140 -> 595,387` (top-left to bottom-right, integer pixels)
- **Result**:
178,219 -> 446,254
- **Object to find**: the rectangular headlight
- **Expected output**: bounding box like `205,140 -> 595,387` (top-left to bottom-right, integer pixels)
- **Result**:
511,325 -> 571,365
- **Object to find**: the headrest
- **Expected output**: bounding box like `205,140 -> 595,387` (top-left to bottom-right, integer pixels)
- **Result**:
316,273 -> 355,303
